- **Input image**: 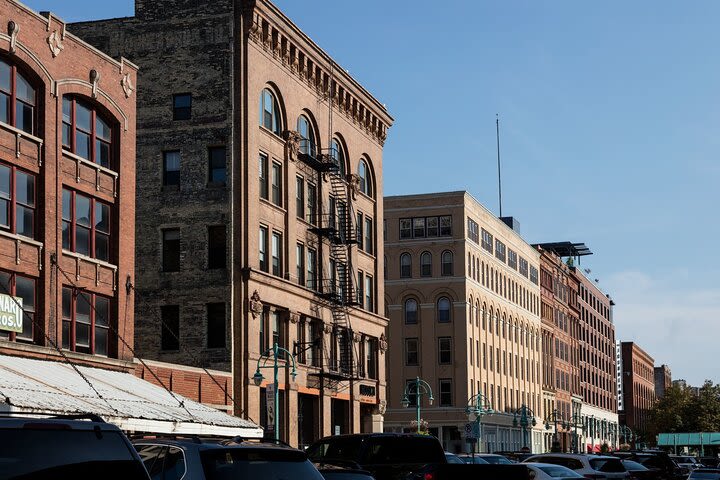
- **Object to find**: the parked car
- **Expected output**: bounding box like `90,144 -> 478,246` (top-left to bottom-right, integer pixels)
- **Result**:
670,455 -> 701,471
456,454 -> 489,464
306,433 -> 446,480
496,451 -> 536,463
700,458 -> 720,469
524,462 -> 585,480
406,463 -> 532,480
134,436 -> 324,480
475,453 -> 514,464
689,468 -> 720,480
612,451 -> 686,480
524,453 -> 630,479
316,462 -> 377,480
0,413 -> 150,480
444,452 -> 465,464
621,459 -> 661,480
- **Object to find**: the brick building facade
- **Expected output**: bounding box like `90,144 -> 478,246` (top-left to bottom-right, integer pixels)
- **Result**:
620,341 -> 656,446
71,0 -> 392,447
654,364 -> 671,399
384,192 -> 545,453
0,0 -> 137,370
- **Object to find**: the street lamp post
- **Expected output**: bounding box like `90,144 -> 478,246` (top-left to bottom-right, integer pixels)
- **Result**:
512,404 -> 537,452
568,412 -> 586,454
402,377 -> 434,434
253,342 -> 298,441
544,409 -> 567,452
618,424 -> 634,450
466,393 -> 493,455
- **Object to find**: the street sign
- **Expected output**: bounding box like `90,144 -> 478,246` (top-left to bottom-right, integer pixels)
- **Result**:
265,384 -> 275,432
465,422 -> 476,439
0,294 -> 22,333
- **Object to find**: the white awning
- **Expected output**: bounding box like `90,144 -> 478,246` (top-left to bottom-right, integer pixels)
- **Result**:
0,354 -> 263,438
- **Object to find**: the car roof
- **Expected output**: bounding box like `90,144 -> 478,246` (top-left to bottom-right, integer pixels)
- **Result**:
0,415 -> 121,431
314,433 -> 433,440
133,437 -> 299,452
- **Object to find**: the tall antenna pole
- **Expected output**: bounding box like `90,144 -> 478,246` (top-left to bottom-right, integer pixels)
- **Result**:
496,114 -> 503,217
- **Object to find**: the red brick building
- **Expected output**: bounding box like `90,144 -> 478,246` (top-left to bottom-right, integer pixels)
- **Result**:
0,0 -> 137,369
620,342 -> 656,445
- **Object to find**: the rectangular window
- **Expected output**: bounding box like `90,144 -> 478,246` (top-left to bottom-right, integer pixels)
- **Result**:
405,379 -> 418,407
364,217 -> 373,255
356,271 -> 364,305
208,146 -> 226,184
439,379 -> 452,407
259,310 -> 266,352
63,189 -> 111,262
207,225 -> 226,269
307,183 -> 317,224
481,228 -> 493,253
307,248 -> 317,290
519,257 -> 529,277
0,163 -> 35,239
365,275 -> 373,312
508,249 -> 518,270
405,338 -> 419,366
467,217 -> 479,243
439,215 -> 452,236
162,228 -> 180,272
271,232 -> 282,277
530,266 -> 539,285
495,240 -> 506,262
259,226 -> 268,272
173,93 -> 191,120
271,162 -> 282,206
162,151 -> 180,187
356,212 -> 363,250
438,337 -> 452,364
63,286 -> 110,356
310,320 -> 322,367
426,216 -> 439,237
296,176 -> 305,219
399,218 -> 412,239
259,153 -> 268,200
0,271 -> 35,342
160,306 -> 180,350
206,302 -> 226,349
271,310 -> 284,349
367,338 -> 378,379
296,243 -> 305,286
413,217 -> 426,238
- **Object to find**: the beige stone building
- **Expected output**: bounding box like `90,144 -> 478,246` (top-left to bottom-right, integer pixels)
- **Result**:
384,192 -> 545,453
72,0 -> 392,447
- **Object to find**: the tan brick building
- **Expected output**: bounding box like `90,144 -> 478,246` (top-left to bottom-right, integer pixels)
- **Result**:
384,192 -> 544,453
72,0 -> 392,447
0,0 -> 137,369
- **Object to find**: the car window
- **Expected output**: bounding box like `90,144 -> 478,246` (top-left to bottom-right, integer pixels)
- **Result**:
445,453 -> 465,464
623,460 -> 648,471
307,438 -> 363,463
362,437 -> 445,464
163,447 -> 186,480
201,448 -> 324,480
484,456 -> 513,464
539,457 -> 583,470
0,428 -> 149,479
537,465 -> 584,478
136,445 -> 167,479
590,458 -> 626,473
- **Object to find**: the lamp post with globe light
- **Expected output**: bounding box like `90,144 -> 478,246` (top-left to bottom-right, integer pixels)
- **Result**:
402,377 -> 434,434
253,342 -> 298,441
512,404 -> 537,452
544,409 -> 568,452
466,392 -> 493,456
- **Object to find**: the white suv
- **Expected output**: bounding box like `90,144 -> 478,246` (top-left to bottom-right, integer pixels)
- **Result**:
524,453 -> 630,479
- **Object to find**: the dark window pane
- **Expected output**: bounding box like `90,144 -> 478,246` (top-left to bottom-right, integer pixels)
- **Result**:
15,276 -> 34,311
0,164 -> 8,197
0,198 -> 8,229
163,151 -> 180,186
76,293 -> 91,324
15,171 -> 34,207
95,140 -> 110,168
95,202 -> 110,233
62,221 -> 70,249
76,131 -> 91,160
95,327 -> 108,356
15,74 -> 34,105
62,189 -> 71,221
76,322 -> 90,348
75,226 -> 90,256
75,103 -> 91,132
62,96 -> 72,124
62,123 -> 71,148
15,205 -> 33,238
62,288 -> 72,319
96,116 -> 111,141
0,61 -> 10,91
209,147 -> 226,183
161,305 -> 180,350
208,225 -> 226,269
163,447 -> 186,480
163,229 -> 181,272
173,93 -> 191,120
95,296 -> 109,327
207,302 -> 226,349
62,321 -> 70,349
75,194 -> 91,226
0,92 -> 8,125
95,233 -> 109,261
16,101 -> 33,134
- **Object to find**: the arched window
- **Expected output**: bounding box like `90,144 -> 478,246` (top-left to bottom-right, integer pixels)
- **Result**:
358,159 -> 372,197
420,251 -> 432,277
0,59 -> 35,135
404,298 -> 418,324
259,88 -> 281,134
400,253 -> 411,278
62,97 -> 112,168
441,250 -> 453,276
331,138 -> 346,177
297,114 -> 315,156
437,297 -> 451,323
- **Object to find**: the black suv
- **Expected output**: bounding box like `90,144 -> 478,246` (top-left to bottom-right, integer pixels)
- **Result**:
612,450 -> 686,480
306,433 -> 447,480
0,413 -> 150,480
134,436 -> 325,480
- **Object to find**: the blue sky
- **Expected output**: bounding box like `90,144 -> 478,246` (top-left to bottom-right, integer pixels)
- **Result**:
27,0 -> 720,385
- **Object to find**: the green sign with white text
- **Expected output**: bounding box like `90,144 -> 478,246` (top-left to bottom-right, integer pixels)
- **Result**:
0,293 -> 23,333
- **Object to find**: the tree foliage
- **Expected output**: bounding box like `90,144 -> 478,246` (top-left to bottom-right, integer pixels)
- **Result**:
648,381 -> 720,439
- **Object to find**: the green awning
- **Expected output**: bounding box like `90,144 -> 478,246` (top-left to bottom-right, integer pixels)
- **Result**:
657,433 -> 720,446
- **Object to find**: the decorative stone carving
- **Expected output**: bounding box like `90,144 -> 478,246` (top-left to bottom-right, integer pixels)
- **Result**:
289,312 -> 300,324
248,14 -> 261,43
7,21 -> 18,54
379,334 -> 388,353
47,30 -> 64,57
90,69 -> 101,99
121,72 -> 134,98
283,130 -> 301,161
353,332 -> 362,343
349,174 -> 361,200
323,322 -> 333,334
249,290 -> 263,318
377,399 -> 387,415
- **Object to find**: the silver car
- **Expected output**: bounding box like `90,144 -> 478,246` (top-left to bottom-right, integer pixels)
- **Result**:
524,453 -> 630,479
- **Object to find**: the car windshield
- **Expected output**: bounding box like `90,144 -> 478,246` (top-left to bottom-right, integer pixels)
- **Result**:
589,458 -> 626,473
482,455 -> 513,464
623,460 -> 649,471
200,448 -> 324,480
459,455 -> 489,464
0,428 -> 148,480
677,457 -> 698,464
445,453 -> 465,464
307,438 -> 363,463
537,465 -> 585,478
362,437 -> 445,464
